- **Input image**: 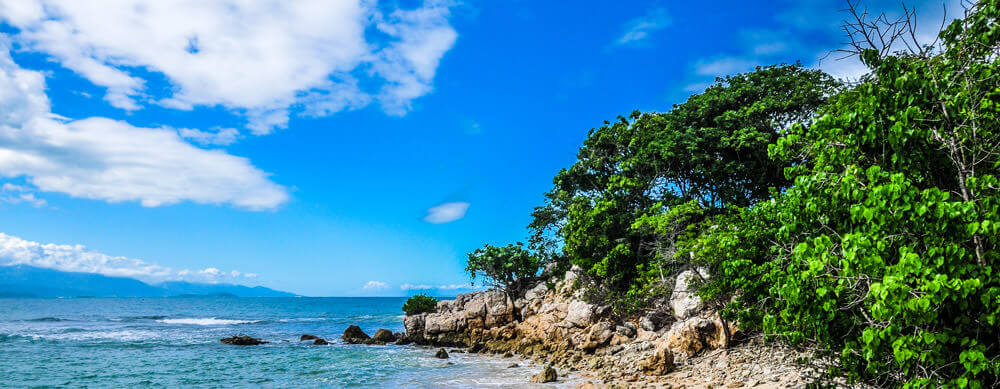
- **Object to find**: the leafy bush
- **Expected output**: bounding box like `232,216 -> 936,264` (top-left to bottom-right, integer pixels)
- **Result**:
401,294 -> 438,316
701,2 -> 1000,386
528,63 -> 838,310
466,242 -> 542,295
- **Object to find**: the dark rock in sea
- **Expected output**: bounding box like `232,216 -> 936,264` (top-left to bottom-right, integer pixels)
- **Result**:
300,334 -> 319,341
435,348 -> 449,359
341,325 -> 371,344
220,335 -> 267,346
530,365 -> 558,383
507,363 -> 519,368
313,338 -> 329,345
449,349 -> 465,353
372,329 -> 394,344
394,333 -> 412,345
502,351 -> 513,358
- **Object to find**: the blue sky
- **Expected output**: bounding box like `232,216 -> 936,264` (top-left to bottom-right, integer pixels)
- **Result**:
0,0 -> 958,296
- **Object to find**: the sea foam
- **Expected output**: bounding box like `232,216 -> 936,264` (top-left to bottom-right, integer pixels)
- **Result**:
156,318 -> 258,325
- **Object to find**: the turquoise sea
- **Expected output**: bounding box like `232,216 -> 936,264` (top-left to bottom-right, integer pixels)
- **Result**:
0,297 -> 562,388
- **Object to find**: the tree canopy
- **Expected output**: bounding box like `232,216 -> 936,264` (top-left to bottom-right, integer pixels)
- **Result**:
529,63 -> 839,308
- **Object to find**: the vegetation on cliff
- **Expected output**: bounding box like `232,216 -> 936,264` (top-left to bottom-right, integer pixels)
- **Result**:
402,294 -> 439,315
463,0 -> 1000,387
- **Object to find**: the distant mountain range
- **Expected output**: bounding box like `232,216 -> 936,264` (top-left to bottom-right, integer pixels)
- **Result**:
0,265 -> 296,298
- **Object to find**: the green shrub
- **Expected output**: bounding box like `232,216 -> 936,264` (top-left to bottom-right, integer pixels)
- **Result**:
702,2 -> 1000,386
401,294 -> 438,316
528,63 -> 838,310
466,242 -> 542,296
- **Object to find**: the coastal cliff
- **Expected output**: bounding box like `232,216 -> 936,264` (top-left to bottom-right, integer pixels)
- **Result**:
403,267 -> 827,388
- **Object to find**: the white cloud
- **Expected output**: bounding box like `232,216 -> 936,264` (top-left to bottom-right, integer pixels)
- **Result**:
0,183 -> 46,207
0,0 -> 459,133
615,8 -> 671,46
199,267 -> 221,276
400,283 -> 433,290
694,57 -> 756,77
400,283 -> 477,291
423,201 -> 469,224
0,232 -> 260,283
363,280 -> 389,290
0,232 -> 168,282
178,127 -> 239,146
243,273 -> 257,278
437,283 -> 471,290
0,43 -> 288,210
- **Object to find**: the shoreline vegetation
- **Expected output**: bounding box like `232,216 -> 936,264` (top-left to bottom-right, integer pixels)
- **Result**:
216,2 -> 998,387
397,2 -> 1000,387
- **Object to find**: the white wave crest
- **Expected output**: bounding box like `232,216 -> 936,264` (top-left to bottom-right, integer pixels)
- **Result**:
156,318 -> 258,325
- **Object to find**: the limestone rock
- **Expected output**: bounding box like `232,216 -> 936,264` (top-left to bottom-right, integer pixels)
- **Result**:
671,268 -> 709,320
530,365 -> 558,383
564,300 -> 594,328
577,322 -> 615,351
616,323 -> 636,338
641,342 -> 675,375
524,282 -> 548,301
425,311 -> 466,335
341,325 -> 371,344
404,313 -> 426,340
664,317 -> 717,360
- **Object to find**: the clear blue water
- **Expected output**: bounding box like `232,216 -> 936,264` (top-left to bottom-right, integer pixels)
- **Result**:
0,297 -> 567,388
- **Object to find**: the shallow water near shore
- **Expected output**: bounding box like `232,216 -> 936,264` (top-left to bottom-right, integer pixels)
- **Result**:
0,297 -> 579,388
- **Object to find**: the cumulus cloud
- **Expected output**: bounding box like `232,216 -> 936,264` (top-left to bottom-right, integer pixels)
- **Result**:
0,0 -> 459,133
0,43 -> 288,210
423,202 -> 469,224
0,232 -> 257,284
400,283 -> 478,291
0,183 -> 46,207
363,280 -> 389,290
615,8 -> 671,46
178,127 -> 240,146
198,267 -> 221,276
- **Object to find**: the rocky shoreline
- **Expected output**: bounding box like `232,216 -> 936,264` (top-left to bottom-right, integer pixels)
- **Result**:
215,266 -> 833,387
400,267 -> 832,388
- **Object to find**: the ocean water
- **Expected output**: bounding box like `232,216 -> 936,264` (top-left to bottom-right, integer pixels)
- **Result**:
0,297 -> 573,388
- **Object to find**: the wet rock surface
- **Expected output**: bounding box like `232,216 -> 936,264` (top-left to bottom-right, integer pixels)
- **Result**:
530,365 -> 558,383
341,325 -> 371,344
220,335 -> 267,346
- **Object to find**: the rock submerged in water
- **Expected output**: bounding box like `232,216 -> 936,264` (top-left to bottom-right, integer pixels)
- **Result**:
530,365 -> 558,383
300,334 -> 319,341
435,348 -> 449,359
313,338 -> 329,345
341,325 -> 371,344
220,335 -> 267,346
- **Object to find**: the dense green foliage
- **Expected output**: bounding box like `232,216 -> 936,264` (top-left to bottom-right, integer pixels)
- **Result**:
402,294 -> 438,316
695,1 -> 1000,386
528,63 -> 838,309
466,242 -> 542,295
469,2 -> 1000,385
